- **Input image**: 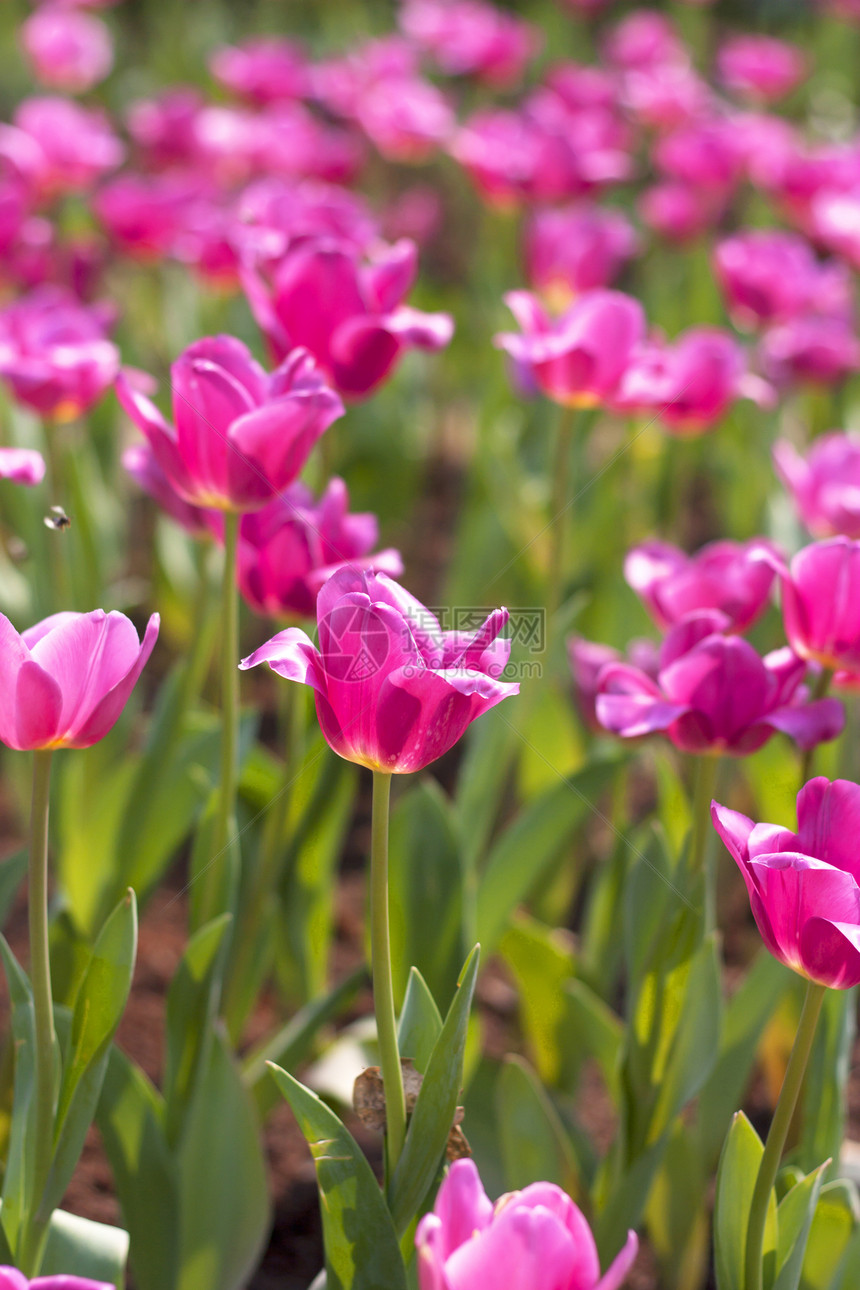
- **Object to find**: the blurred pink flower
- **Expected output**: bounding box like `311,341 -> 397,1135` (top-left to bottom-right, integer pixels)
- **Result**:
717,35 -> 807,103
603,10 -> 687,71
654,118 -> 744,199
714,230 -> 851,329
241,237 -> 453,399
638,182 -> 721,242
116,336 -> 343,512
774,433 -> 860,538
0,609 -> 159,752
624,538 -> 779,632
759,316 -> 860,389
240,567 -> 518,774
400,0 -> 540,87
0,447 -> 46,486
524,203 -> 638,300
712,779 -> 860,988
210,37 -> 310,104
21,8 -> 112,93
415,1158 -> 637,1290
14,97 -> 123,194
234,477 -> 403,619
596,610 -> 843,755
126,88 -> 205,170
569,634 -> 659,732
771,537 -> 860,672
0,287 -> 119,421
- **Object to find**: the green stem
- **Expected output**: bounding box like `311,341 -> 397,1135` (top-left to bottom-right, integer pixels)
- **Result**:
745,980 -> 827,1290
690,755 -> 721,935
547,405 -> 577,627
799,667 -> 834,789
214,510 -> 240,863
370,771 -> 406,1178
21,749 -> 55,1276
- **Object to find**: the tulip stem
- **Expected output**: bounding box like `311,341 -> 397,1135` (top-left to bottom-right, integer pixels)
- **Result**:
214,510 -> 240,868
547,405 -> 577,627
21,749 -> 55,1276
370,770 -> 406,1179
745,979 -> 827,1290
799,668 -> 834,788
690,755 -> 721,934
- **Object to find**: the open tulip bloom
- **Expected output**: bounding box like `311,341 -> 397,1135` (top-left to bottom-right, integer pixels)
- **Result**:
624,537 -> 779,632
240,565 -> 519,773
416,1159 -> 638,1290
768,537 -> 860,672
595,610 -> 844,755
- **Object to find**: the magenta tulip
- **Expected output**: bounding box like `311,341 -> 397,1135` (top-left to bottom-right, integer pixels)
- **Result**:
240,566 -> 518,773
714,231 -> 851,329
758,316 -> 860,389
638,182 -> 721,243
716,35 -> 807,103
712,778 -> 860,987
0,608 -> 159,751
568,634 -> 659,732
14,97 -> 123,195
0,287 -> 119,423
524,204 -> 638,301
495,289 -> 645,409
0,448 -> 46,487
210,37 -> 310,104
241,238 -> 453,399
399,0 -> 540,87
596,610 -> 843,755
116,336 -> 343,512
416,1158 -> 637,1290
0,1271 -> 112,1290
772,537 -> 860,671
603,10 -> 687,71
774,433 -> 860,538
235,477 -> 403,618
655,119 -> 744,199
20,9 -> 113,94
624,538 -> 779,632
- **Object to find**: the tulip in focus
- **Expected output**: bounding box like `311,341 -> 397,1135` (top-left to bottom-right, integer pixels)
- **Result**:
0,448 -> 46,486
240,566 -> 518,773
770,537 -> 860,672
495,289 -> 645,408
116,336 -> 343,511
0,287 -> 119,422
596,610 -> 843,755
0,608 -> 159,751
712,778 -> 860,987
235,477 -> 404,619
241,238 -> 453,399
415,1158 -> 637,1290
624,538 -> 779,632
20,9 -> 113,94
716,35 -> 807,103
773,433 -> 860,538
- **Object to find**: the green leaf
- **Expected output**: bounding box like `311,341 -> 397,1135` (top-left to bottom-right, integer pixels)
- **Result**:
95,1046 -> 179,1290
187,792 -> 241,936
496,1055 -> 581,1196
268,1064 -> 407,1290
397,969 -> 443,1074
389,780 -> 464,1009
177,1032 -> 270,1290
645,1124 -> 710,1290
713,1112 -> 777,1290
41,1208 -> 129,1289
389,947 -> 480,1237
563,978 -> 623,1098
477,759 -> 620,955
163,914 -> 232,1146
774,1163 -> 830,1290
500,913 -> 576,1088
799,1179 -> 860,1290
798,987 -> 856,1176
0,935 -> 37,1253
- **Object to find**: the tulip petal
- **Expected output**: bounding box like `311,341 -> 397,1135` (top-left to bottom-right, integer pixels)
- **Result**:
15,659 -> 62,750
0,447 -> 46,486
799,918 -> 860,989
749,852 -> 860,975
28,610 -> 141,735
432,1159 -> 494,1258
444,1202 -> 577,1290
68,613 -> 160,747
595,1230 -> 639,1290
239,627 -> 326,693
795,776 -> 860,883
0,1270 -> 30,1290
765,697 -> 845,751
329,315 -> 401,397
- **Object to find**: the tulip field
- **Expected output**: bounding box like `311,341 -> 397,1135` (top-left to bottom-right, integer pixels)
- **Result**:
5,0 -> 860,1287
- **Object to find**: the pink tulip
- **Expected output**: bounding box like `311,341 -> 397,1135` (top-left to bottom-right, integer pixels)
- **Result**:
116,336 -> 343,512
237,178 -> 378,256
122,442 -> 215,538
415,1158 -> 637,1290
771,537 -> 860,672
126,88 -> 205,171
711,778 -> 860,988
0,1271 -> 112,1290
595,610 -> 844,755
603,10 -> 687,71
638,182 -> 721,242
21,9 -> 113,94
524,204 -> 638,300
94,173 -> 208,262
758,316 -> 860,389
210,37 -> 310,104
241,237 -> 453,400
0,448 -> 46,487
611,327 -> 773,436
654,119 -> 744,199
714,231 -> 851,329
0,287 -> 119,422
716,35 -> 807,104
810,188 -> 860,271
618,62 -> 711,130
235,477 -> 403,619
399,0 -> 540,87
624,538 -> 779,632
14,97 -> 123,195
568,635 -> 659,732
240,566 -> 518,774
495,289 -> 645,409
773,433 -> 860,538
0,609 -> 159,751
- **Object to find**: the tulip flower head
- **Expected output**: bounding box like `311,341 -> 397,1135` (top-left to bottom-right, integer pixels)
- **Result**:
399,0 -> 540,87
415,1158 -> 638,1290
568,634 -> 659,732
624,538 -> 779,632
716,35 -> 807,103
774,433 -> 860,538
0,608 -> 159,751
712,778 -> 860,988
596,610 -> 844,755
771,537 -> 860,672
758,316 -> 860,390
240,566 -> 518,773
715,231 -> 851,330
116,336 -> 343,512
20,9 -> 113,94
524,204 -> 638,303
210,37 -> 310,104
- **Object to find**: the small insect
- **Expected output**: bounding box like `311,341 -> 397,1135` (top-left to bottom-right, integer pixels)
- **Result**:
44,506 -> 71,531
